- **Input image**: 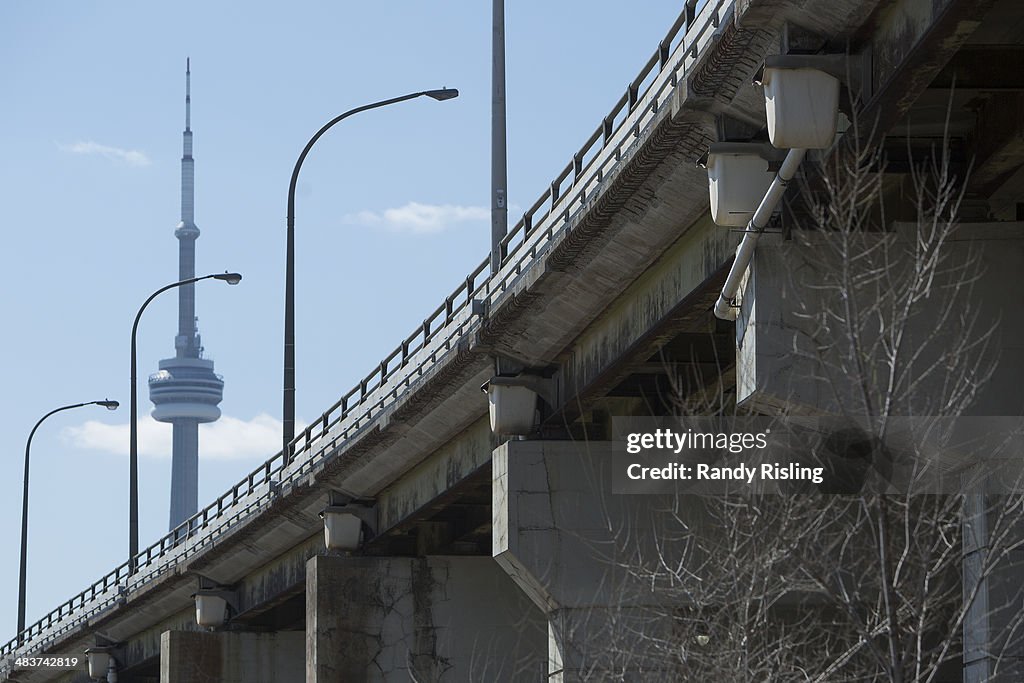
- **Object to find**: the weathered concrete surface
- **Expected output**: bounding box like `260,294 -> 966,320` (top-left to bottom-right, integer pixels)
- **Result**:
493,441 -> 679,681
120,607 -> 194,678
736,224 -> 1024,417
963,489 -> 1024,683
376,417 -> 492,534
554,215 -> 731,418
863,0 -> 996,129
306,555 -> 544,682
160,630 -> 303,683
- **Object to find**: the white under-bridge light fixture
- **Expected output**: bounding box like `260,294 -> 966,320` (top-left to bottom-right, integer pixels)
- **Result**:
700,142 -> 786,227
192,587 -> 238,629
482,374 -> 556,437
84,646 -> 114,681
320,507 -> 363,551
755,55 -> 841,149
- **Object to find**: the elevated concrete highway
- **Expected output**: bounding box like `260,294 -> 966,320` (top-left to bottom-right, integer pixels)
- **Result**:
6,0 -> 1024,679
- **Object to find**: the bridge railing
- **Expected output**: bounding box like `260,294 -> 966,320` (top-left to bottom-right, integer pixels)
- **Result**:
0,0 -> 732,669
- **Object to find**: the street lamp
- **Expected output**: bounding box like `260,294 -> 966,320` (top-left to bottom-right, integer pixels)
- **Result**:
18,399 -> 119,639
283,88 -> 459,462
129,272 -> 241,570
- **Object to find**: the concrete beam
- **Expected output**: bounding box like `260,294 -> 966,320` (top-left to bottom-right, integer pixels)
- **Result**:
859,0 -> 998,137
375,417 -> 492,534
546,215 -> 732,425
930,46 -> 1024,91
969,93 -> 1024,195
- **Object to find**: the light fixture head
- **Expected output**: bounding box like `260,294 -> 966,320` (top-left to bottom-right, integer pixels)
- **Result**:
703,142 -> 783,227
213,272 -> 242,285
484,376 -> 539,437
320,507 -> 363,550
84,647 -> 113,680
96,400 -> 119,411
193,590 -> 230,629
424,88 -> 459,101
758,55 -> 840,149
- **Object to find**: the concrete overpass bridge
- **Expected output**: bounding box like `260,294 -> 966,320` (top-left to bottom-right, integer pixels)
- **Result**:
6,0 -> 1024,679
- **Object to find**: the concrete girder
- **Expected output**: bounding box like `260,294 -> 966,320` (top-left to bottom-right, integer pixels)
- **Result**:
542,215 -> 734,427
969,93 -> 1024,195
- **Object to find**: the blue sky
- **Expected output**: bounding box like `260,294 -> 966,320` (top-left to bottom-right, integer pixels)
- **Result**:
0,1 -> 684,634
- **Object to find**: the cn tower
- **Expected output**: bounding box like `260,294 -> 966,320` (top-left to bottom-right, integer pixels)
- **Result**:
148,59 -> 225,530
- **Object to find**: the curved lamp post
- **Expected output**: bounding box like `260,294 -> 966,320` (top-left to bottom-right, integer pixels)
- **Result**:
130,272 -> 241,571
283,87 -> 459,462
18,399 -> 119,639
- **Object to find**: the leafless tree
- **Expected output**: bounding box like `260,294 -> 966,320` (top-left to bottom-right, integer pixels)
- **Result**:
580,125 -> 1024,682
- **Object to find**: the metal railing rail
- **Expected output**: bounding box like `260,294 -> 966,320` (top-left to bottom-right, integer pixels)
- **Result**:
0,0 -> 731,668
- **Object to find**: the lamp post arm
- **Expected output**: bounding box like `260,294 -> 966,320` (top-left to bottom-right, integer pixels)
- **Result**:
286,91 -> 426,222
283,90 -> 438,459
128,273 -> 216,570
18,400 -> 109,638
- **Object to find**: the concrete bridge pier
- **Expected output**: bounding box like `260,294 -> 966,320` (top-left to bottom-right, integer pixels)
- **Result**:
493,440 -> 678,681
305,554 -> 545,682
737,225 -> 1024,682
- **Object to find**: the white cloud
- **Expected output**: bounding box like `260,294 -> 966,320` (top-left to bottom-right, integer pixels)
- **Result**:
345,202 -> 489,234
59,140 -> 151,167
62,413 -> 306,461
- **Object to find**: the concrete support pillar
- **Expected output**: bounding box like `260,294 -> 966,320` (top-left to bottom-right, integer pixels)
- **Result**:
306,554 -> 544,682
493,440 -> 677,680
160,630 -> 303,683
963,486 -> 1024,683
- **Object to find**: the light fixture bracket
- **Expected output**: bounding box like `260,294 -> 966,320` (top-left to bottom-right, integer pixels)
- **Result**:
322,492 -> 378,539
481,374 -> 557,408
753,53 -> 870,100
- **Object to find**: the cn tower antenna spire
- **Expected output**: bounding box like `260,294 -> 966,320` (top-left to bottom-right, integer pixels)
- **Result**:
185,57 -> 191,132
180,59 -> 195,230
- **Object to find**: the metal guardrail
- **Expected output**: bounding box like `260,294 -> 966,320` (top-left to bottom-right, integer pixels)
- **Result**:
0,0 -> 732,669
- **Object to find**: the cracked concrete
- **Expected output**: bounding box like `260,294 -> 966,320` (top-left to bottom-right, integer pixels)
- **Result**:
306,555 -> 544,682
493,440 -> 685,681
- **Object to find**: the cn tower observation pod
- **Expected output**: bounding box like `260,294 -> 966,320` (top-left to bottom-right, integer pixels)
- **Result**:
149,357 -> 224,423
